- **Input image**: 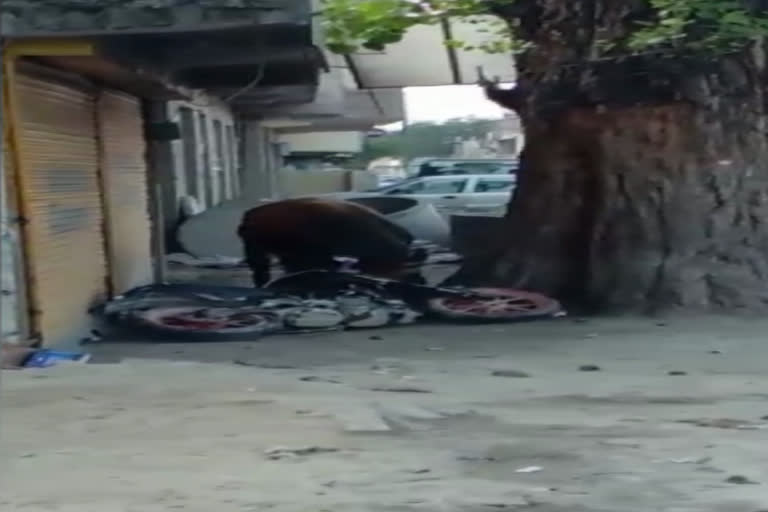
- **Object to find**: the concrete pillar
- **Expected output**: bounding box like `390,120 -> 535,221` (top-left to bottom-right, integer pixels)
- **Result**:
144,100 -> 175,282
146,102 -> 178,237
265,128 -> 284,198
1,172 -> 22,343
242,121 -> 277,201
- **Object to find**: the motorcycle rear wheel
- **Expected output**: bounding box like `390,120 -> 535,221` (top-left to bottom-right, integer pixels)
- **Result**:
126,306 -> 283,341
427,288 -> 562,322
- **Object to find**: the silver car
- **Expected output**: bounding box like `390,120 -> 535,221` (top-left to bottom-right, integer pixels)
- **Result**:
372,174 -> 516,217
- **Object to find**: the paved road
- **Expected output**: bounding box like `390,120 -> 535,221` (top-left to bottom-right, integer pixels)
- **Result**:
3,316 -> 768,511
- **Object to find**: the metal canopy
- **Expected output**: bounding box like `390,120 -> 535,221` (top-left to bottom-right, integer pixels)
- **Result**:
345,16 -> 516,89
90,25 -> 323,112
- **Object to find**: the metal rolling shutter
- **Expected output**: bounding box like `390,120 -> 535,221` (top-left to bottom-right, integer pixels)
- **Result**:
97,90 -> 153,294
16,72 -> 108,346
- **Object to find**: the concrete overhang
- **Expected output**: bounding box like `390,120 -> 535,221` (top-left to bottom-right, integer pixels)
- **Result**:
2,1 -> 311,38
9,14 -> 323,110
275,118 -> 385,133
37,55 -> 192,100
260,118 -> 314,129
5,39 -> 191,101
227,84 -> 319,116
263,87 -> 403,132
95,25 -> 323,111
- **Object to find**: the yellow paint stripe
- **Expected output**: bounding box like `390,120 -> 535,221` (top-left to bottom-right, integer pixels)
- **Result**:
5,39 -> 95,58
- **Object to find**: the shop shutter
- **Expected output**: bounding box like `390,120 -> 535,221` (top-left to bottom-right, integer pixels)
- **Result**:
97,90 -> 153,294
16,72 -> 108,346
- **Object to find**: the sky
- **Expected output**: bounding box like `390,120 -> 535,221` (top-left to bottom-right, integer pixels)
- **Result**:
405,84 -> 505,122
378,84 -> 506,131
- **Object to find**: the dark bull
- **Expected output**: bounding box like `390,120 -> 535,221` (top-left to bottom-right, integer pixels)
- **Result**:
237,198 -> 424,287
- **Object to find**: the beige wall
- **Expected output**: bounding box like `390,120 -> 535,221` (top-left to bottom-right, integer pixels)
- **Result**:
279,170 -> 378,198
278,131 -> 364,154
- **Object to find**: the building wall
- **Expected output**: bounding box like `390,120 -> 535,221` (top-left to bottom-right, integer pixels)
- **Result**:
278,131 -> 365,154
496,113 -> 525,157
242,121 -> 281,201
498,138 -> 521,157
450,114 -> 525,158
166,95 -> 240,226
2,0 -> 309,34
279,169 -> 377,197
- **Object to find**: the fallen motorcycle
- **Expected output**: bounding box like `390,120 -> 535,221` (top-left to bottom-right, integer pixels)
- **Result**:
98,272 -> 563,342
265,270 -> 563,322
99,284 -> 288,341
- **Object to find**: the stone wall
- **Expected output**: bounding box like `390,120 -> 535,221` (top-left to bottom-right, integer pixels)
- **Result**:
2,0 -> 309,35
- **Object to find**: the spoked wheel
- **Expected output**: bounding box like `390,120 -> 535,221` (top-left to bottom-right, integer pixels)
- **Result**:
427,287 -> 562,322
129,306 -> 283,341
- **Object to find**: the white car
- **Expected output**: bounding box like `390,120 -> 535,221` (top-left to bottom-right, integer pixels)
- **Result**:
372,174 -> 516,217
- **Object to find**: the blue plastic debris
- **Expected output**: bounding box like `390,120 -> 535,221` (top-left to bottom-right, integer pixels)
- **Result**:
23,350 -> 91,368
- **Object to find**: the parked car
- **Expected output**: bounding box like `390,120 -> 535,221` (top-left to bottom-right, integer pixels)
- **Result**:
406,157 -> 519,178
302,174 -> 515,245
369,174 -> 516,217
376,175 -> 405,188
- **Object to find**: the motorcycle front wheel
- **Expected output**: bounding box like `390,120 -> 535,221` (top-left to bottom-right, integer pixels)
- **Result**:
426,288 -> 562,322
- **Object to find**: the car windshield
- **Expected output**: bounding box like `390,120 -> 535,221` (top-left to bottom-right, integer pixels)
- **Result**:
418,160 -> 518,176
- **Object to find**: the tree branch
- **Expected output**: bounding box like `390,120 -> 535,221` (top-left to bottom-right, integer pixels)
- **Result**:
484,85 -> 527,113
483,0 -> 529,19
477,64 -> 527,113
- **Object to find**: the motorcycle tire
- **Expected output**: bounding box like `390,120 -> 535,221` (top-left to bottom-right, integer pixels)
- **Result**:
426,287 -> 563,322
123,306 -> 283,342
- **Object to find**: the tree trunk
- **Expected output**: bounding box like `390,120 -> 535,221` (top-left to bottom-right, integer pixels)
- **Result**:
454,1 -> 768,312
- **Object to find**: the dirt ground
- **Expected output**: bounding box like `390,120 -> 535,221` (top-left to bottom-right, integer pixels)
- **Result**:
3,315 -> 768,512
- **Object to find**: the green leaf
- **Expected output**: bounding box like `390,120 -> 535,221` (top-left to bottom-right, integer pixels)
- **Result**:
321,0 -> 768,58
